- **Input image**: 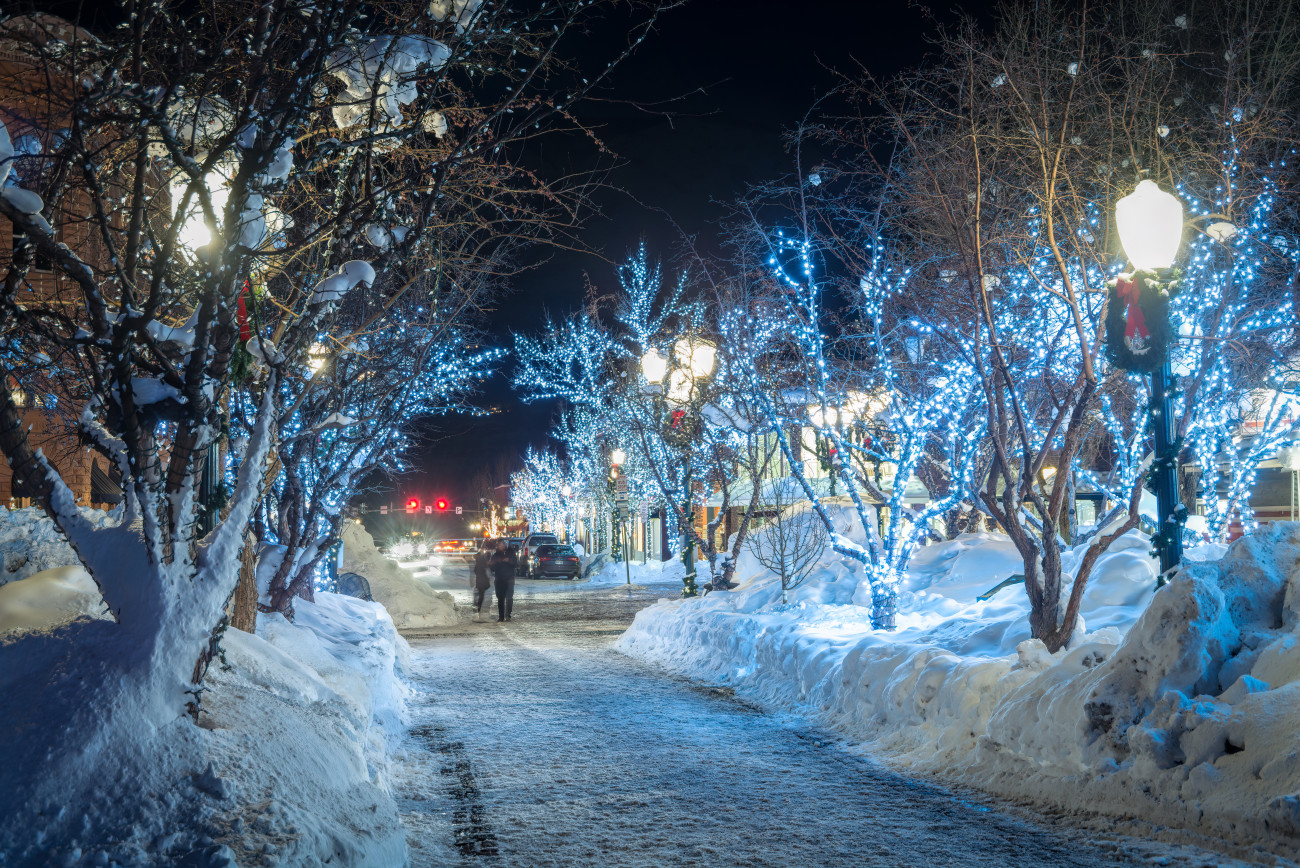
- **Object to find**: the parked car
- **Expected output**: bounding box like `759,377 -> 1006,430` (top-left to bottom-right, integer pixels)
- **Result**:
528,544 -> 581,580
517,532 -> 559,576
432,538 -> 480,564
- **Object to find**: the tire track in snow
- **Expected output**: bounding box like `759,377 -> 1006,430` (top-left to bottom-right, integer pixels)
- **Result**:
409,722 -> 500,859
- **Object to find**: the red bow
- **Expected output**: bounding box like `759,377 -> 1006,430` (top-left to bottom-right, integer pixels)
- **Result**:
670,409 -> 686,429
237,280 -> 252,342
1116,277 -> 1149,346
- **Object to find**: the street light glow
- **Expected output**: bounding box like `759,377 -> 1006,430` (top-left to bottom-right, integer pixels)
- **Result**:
640,347 -> 668,384
674,337 -> 715,379
1116,180 -> 1183,271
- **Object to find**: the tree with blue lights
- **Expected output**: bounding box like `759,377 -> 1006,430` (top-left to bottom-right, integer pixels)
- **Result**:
0,0 -> 677,835
768,0 -> 1300,649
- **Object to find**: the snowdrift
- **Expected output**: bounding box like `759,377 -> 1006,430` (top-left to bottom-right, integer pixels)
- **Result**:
341,521 -> 458,628
617,503 -> 1300,855
0,508 -> 413,866
0,564 -> 108,634
586,555 -> 688,588
0,505 -> 117,588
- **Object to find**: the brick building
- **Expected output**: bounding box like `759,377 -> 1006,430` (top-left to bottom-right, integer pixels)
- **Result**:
1,14 -> 121,508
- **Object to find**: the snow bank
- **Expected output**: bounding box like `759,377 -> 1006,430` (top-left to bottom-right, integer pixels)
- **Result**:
586,555 -> 688,588
0,590 -> 412,866
198,592 -> 410,866
0,565 -> 108,634
0,505 -> 117,587
341,521 -> 458,628
0,504 -> 413,865
618,505 -> 1300,856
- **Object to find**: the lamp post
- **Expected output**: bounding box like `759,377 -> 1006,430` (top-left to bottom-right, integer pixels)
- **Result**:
1114,179 -> 1186,577
807,402 -> 856,495
560,483 -> 573,543
174,173 -> 228,539
640,336 -> 716,597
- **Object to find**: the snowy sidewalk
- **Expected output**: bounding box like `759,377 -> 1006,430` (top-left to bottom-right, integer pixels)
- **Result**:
389,583 -> 1212,867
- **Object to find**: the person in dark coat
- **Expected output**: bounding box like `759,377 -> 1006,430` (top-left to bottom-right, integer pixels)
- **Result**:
472,544 -> 493,621
489,540 -> 517,622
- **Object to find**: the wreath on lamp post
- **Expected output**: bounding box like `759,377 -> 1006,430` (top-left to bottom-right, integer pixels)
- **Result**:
1104,270 -> 1177,374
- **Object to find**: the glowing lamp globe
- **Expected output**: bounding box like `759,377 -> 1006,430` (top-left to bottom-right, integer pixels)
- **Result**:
1116,180 -> 1183,271
674,337 -> 716,379
561,484 -> 572,497
807,404 -> 838,428
611,448 -> 626,466
640,348 -> 668,384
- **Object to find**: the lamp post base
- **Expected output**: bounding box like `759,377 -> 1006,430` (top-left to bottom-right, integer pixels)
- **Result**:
1150,360 -> 1185,578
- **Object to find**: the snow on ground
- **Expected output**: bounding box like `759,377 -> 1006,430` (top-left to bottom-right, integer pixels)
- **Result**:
585,553 -> 688,587
0,565 -> 109,634
617,502 -> 1300,860
340,522 -> 458,628
395,583 -> 1242,867
0,510 -> 415,866
0,505 -> 118,587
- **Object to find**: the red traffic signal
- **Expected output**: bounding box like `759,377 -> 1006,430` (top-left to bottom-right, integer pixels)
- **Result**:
436,498 -> 449,511
406,498 -> 420,513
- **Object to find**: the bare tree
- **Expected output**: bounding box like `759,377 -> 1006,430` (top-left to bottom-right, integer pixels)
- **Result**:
745,478 -> 828,604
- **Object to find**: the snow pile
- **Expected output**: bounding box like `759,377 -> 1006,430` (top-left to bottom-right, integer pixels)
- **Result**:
587,555 -> 688,588
199,592 -> 410,866
0,505 -> 118,587
341,521 -> 458,628
0,506 -> 413,865
618,503 -> 1300,854
0,565 -> 108,634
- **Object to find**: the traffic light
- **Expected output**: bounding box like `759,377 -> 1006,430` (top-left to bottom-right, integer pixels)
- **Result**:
436,498 -> 449,511
406,498 -> 419,513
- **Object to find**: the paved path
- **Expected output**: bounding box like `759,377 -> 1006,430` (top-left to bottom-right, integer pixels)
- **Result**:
391,578 -> 1236,868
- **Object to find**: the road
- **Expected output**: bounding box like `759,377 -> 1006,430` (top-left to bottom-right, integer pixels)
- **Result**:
390,570 -> 1241,868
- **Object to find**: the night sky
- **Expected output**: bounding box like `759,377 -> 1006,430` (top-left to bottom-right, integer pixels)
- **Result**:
403,1 -> 996,518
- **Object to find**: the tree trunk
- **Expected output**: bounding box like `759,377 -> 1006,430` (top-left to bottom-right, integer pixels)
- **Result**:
230,538 -> 258,633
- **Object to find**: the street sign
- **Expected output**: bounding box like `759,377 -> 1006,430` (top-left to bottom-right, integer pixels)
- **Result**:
455,506 -> 463,515
616,472 -> 628,510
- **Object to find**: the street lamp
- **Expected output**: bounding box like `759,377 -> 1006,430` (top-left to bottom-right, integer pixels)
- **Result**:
1114,179 -> 1186,577
639,336 -> 716,596
640,348 -> 668,386
1115,180 -> 1183,271
560,483 -> 574,542
610,448 -> 626,466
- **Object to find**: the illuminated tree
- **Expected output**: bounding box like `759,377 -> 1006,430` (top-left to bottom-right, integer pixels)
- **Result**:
0,0 -> 674,844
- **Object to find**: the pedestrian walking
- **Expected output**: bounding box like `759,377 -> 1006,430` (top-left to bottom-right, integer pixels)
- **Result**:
489,539 -> 517,622
471,543 -> 493,621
